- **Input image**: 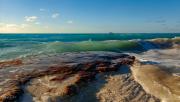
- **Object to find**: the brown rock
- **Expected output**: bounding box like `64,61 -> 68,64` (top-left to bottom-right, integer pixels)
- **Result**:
0,85 -> 22,102
81,62 -> 96,71
50,73 -> 73,82
0,59 -> 23,68
78,71 -> 96,81
116,57 -> 135,65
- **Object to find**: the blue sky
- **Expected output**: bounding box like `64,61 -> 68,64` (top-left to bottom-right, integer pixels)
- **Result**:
0,0 -> 180,33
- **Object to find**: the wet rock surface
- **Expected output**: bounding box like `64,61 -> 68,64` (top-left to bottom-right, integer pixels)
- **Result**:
132,62 -> 180,102
0,52 -> 159,102
96,73 -> 160,102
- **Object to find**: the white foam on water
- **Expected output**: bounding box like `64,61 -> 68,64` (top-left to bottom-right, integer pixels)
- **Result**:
129,48 -> 180,75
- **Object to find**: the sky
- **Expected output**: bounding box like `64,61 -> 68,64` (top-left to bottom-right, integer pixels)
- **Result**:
0,0 -> 180,33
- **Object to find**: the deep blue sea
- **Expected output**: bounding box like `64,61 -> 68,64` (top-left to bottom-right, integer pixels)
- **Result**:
0,33 -> 180,60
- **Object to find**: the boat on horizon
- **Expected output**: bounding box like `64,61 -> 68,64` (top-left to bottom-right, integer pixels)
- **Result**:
109,32 -> 114,34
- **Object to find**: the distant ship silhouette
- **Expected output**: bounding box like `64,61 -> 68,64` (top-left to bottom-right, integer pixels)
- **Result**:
109,32 -> 114,34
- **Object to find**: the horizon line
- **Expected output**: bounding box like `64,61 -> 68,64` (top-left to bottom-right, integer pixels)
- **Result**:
0,32 -> 180,34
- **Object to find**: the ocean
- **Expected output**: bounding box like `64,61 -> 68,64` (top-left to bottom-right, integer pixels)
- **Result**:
0,33 -> 180,60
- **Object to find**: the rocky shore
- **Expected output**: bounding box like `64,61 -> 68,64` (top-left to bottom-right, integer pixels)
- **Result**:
132,61 -> 180,102
0,52 -> 160,102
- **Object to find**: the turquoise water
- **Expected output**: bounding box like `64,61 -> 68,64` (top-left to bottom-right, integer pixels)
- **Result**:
0,33 -> 180,60
0,33 -> 179,42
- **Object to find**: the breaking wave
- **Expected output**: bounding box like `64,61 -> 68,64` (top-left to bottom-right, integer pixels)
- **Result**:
0,37 -> 179,60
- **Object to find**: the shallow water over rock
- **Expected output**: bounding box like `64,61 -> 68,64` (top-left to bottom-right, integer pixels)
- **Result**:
0,52 -> 138,102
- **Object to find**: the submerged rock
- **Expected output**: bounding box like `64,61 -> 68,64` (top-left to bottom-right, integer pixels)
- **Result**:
0,59 -> 23,69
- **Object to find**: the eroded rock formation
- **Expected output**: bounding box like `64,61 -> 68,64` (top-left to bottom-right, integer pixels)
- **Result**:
0,52 -> 159,102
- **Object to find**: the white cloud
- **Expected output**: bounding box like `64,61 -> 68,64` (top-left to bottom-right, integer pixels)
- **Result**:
0,23 -> 18,32
40,8 -> 45,12
35,22 -> 40,25
67,20 -> 73,24
52,13 -> 59,18
0,23 -> 30,32
25,16 -> 38,22
6,24 -> 18,28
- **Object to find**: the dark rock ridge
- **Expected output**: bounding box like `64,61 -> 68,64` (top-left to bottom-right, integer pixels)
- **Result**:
0,52 -> 158,102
